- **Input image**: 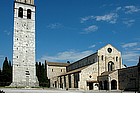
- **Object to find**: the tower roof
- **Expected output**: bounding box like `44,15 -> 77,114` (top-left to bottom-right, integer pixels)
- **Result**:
15,0 -> 34,5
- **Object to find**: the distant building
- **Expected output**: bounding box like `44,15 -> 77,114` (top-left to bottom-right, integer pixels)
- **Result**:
46,44 -> 128,91
45,61 -> 69,88
10,0 -> 38,87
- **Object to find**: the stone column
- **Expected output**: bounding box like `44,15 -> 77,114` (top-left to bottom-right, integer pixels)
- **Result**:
108,76 -> 111,91
66,75 -> 69,89
58,77 -> 61,88
71,74 -> 75,88
62,76 -> 65,89
57,77 -> 59,88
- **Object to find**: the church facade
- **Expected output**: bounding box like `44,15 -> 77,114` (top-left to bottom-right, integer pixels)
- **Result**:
10,0 -> 38,87
47,44 -> 126,91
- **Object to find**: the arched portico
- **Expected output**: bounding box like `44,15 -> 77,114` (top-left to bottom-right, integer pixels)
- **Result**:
111,80 -> 117,90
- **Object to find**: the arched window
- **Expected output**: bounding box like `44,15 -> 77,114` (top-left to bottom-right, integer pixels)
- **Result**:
18,7 -> 23,18
108,61 -> 114,72
116,56 -> 118,62
101,55 -> 104,61
27,9 -> 31,19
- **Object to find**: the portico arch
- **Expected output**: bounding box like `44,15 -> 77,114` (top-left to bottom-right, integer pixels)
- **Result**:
104,80 -> 108,90
111,80 -> 117,90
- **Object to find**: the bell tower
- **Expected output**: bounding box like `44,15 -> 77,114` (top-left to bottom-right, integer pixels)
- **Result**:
11,0 -> 39,87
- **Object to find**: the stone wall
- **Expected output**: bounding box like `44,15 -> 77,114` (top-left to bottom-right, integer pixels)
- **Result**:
118,66 -> 139,91
79,63 -> 98,90
47,65 -> 67,79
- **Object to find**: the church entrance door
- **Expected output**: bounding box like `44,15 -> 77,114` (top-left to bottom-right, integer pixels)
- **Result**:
111,80 -> 117,90
88,82 -> 93,90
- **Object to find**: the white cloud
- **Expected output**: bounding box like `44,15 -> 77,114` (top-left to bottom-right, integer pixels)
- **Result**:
121,42 -> 140,65
81,25 -> 98,34
122,51 -> 140,64
116,7 -> 122,12
95,13 -> 118,24
133,48 -> 140,51
122,42 -> 138,48
0,55 -> 4,59
81,13 -> 118,24
124,5 -> 140,14
47,23 -> 63,29
88,44 -> 96,49
80,16 -> 94,23
123,19 -> 135,27
39,50 -> 94,63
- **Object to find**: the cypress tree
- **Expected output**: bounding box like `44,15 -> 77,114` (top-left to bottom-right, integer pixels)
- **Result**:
1,57 -> 12,86
36,61 -> 50,87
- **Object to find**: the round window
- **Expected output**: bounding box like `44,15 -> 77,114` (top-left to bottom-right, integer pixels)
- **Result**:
108,48 -> 112,53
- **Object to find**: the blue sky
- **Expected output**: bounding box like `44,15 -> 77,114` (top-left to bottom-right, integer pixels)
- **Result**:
0,0 -> 140,68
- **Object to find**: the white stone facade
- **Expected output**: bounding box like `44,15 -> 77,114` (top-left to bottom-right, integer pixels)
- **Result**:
48,44 -> 124,91
10,0 -> 38,87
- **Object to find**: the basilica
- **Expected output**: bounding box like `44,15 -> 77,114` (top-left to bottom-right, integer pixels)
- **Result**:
46,44 -> 140,91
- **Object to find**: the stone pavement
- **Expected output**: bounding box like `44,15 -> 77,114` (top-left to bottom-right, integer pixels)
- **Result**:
0,87 -> 127,93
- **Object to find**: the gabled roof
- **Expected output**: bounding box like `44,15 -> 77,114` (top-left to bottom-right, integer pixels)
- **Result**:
101,70 -> 117,76
58,66 -> 88,77
98,44 -> 120,53
46,61 -> 69,67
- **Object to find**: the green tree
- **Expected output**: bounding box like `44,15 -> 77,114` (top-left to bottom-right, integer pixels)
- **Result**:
0,57 -> 12,86
36,62 -> 50,87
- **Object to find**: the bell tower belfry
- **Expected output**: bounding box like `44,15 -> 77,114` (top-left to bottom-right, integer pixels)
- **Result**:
15,0 -> 34,5
11,0 -> 39,87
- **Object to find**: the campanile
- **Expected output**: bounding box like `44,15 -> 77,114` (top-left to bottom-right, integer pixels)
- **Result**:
11,0 -> 38,87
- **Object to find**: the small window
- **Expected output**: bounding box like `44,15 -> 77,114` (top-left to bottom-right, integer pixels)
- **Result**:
116,56 -> 118,62
18,7 -> 23,18
61,69 -> 63,72
101,55 -> 104,61
52,69 -> 53,72
27,9 -> 31,19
